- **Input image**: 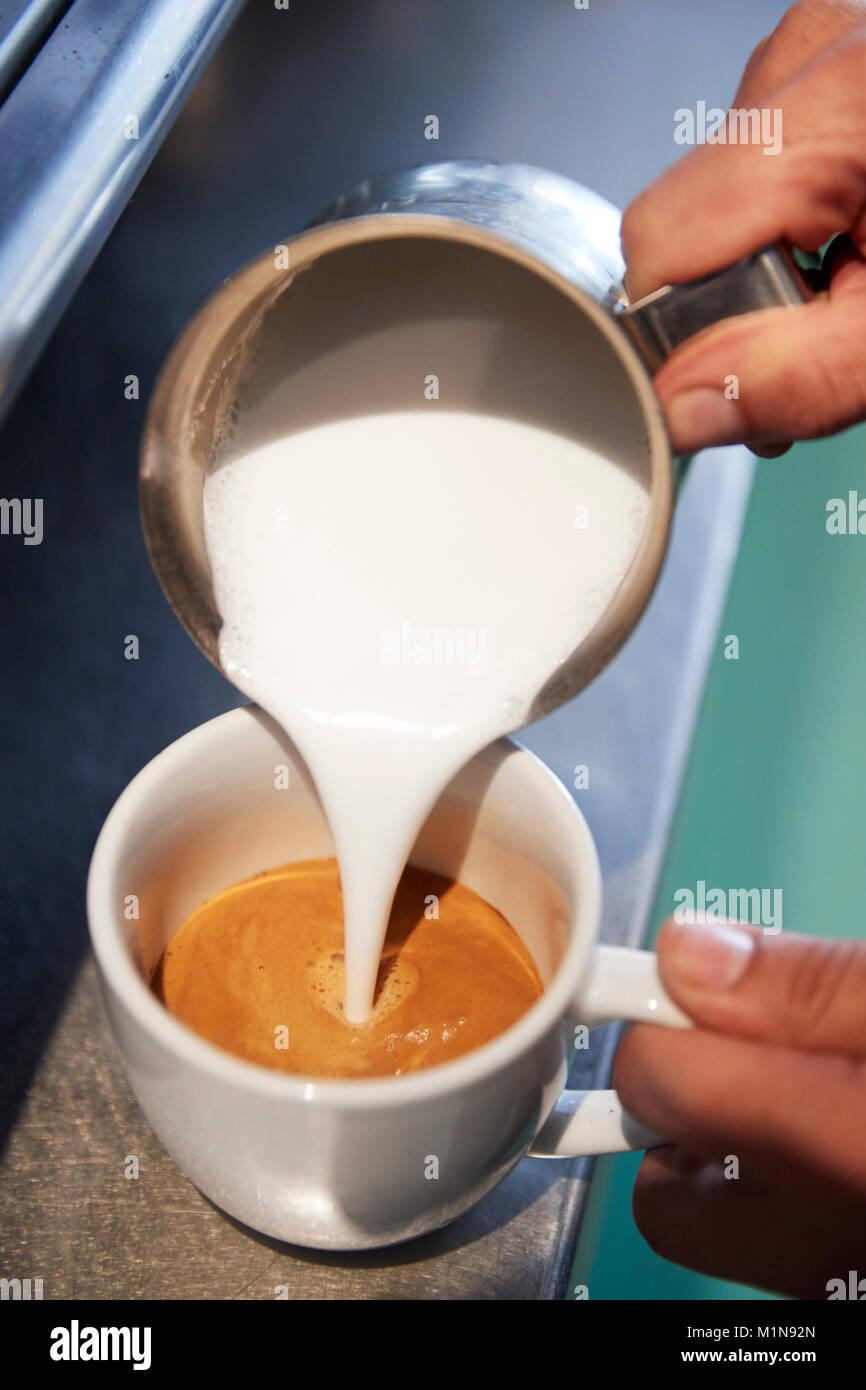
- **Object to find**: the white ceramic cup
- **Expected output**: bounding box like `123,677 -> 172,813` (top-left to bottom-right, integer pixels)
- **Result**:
86,704 -> 690,1250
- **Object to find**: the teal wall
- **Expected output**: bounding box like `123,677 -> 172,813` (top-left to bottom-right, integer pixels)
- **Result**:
573,428 -> 866,1298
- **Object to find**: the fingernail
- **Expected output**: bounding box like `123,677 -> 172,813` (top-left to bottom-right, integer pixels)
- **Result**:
665,388 -> 746,451
668,920 -> 755,991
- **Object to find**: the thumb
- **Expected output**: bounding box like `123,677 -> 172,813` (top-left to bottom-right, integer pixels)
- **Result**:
656,917 -> 866,1054
653,256 -> 866,452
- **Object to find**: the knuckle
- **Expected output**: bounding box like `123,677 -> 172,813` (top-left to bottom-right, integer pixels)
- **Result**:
759,1 -> 810,60
782,351 -> 847,435
781,938 -> 861,1038
812,322 -> 866,427
753,313 -> 866,438
777,0 -> 819,34
742,2 -> 866,103
778,0 -> 864,43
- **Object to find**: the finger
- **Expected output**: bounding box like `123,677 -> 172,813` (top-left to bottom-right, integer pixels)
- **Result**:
621,29 -> 866,300
632,1146 -> 865,1299
613,1024 -> 866,1194
734,0 -> 866,107
656,917 -> 866,1054
746,440 -> 793,458
652,255 -> 866,450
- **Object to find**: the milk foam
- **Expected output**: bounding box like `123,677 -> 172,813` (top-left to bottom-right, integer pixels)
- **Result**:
203,407 -> 647,1020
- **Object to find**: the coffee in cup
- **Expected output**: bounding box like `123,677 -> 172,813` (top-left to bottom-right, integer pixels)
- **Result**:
152,858 -> 543,1079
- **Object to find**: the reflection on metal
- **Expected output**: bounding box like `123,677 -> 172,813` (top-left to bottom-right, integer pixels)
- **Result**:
0,0 -> 246,420
310,158 -> 629,303
0,1 -> 72,99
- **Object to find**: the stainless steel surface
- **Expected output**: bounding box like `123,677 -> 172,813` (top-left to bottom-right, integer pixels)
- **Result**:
0,445 -> 753,1298
310,159 -> 629,302
0,0 -> 70,96
617,244 -> 813,372
0,0 -> 246,418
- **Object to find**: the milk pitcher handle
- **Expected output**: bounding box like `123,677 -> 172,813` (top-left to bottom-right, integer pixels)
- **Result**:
529,944 -> 691,1158
613,242 -> 813,373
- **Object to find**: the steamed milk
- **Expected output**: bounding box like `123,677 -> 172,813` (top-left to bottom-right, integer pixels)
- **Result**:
203,407 -> 647,1021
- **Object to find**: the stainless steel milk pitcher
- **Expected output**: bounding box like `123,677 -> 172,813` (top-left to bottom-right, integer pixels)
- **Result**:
140,159 -> 811,720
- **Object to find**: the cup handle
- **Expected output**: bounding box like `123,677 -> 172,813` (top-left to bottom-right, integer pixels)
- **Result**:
529,944 -> 691,1158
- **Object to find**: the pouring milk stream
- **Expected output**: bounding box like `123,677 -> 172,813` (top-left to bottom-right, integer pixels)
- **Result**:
203,405 -> 647,1022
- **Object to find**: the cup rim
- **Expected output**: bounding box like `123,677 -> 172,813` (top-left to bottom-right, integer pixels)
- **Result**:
87,706 -> 602,1109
